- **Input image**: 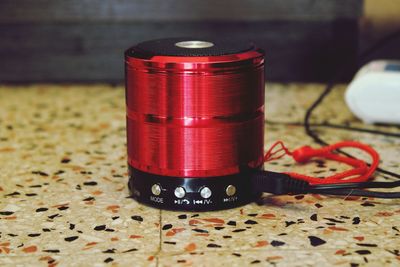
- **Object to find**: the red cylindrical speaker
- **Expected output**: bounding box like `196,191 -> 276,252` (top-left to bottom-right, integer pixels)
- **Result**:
126,38 -> 265,211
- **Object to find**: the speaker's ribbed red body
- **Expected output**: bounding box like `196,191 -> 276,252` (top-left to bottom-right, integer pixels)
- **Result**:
126,38 -> 265,210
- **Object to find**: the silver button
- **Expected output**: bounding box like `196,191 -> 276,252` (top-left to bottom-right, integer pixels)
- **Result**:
174,187 -> 186,198
200,187 -> 212,199
151,184 -> 161,196
175,40 -> 214,49
226,185 -> 236,196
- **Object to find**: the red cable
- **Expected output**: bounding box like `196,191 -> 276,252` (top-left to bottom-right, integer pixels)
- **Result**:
264,141 -> 380,185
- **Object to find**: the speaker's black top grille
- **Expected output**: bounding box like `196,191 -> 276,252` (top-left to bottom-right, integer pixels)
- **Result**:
127,37 -> 255,58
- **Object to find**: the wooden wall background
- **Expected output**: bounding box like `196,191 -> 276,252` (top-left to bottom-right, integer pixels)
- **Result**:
0,0 -> 363,83
360,0 -> 400,62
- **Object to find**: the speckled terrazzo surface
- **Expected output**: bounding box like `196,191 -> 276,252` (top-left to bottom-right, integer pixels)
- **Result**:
0,84 -> 399,267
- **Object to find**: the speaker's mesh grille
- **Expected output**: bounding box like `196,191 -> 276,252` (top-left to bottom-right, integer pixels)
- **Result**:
128,37 -> 255,57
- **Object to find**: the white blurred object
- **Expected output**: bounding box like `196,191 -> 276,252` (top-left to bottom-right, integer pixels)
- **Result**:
345,60 -> 400,124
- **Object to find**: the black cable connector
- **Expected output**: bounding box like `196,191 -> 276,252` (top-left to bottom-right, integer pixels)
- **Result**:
251,170 -> 310,195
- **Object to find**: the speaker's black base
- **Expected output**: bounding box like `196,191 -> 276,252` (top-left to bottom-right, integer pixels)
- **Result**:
128,166 -> 260,211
